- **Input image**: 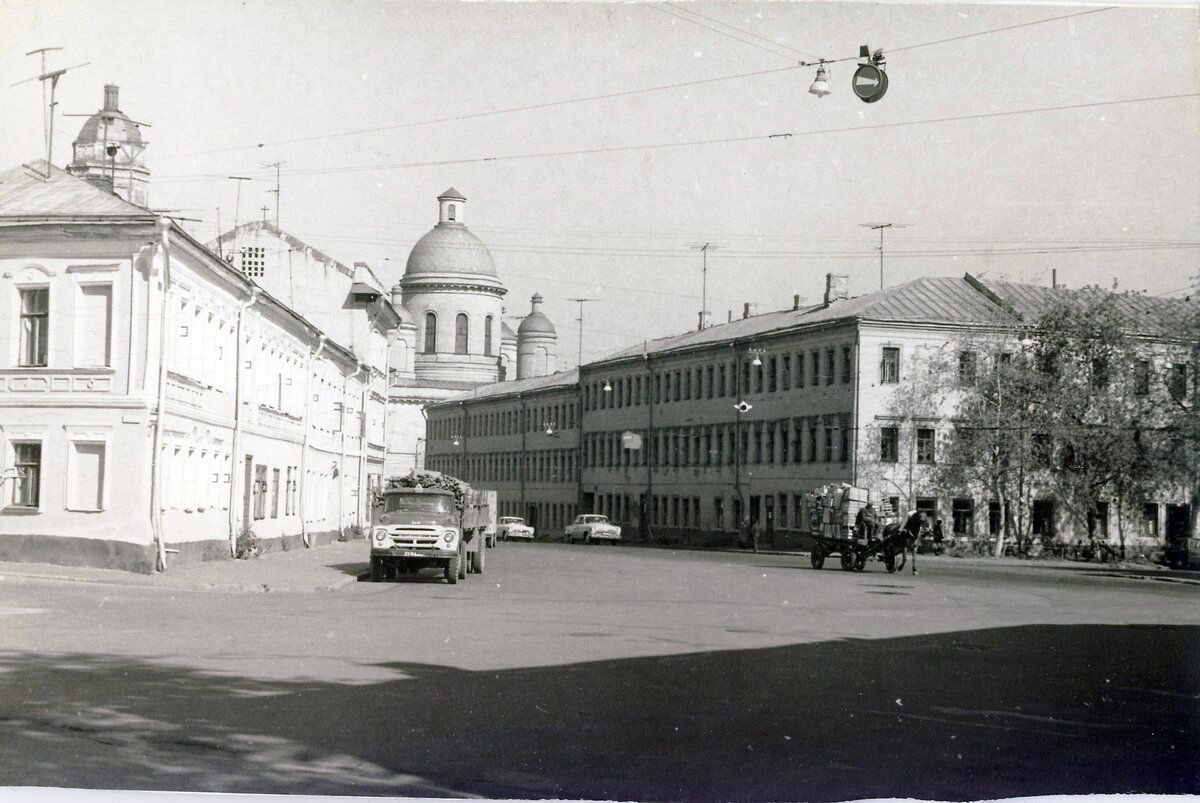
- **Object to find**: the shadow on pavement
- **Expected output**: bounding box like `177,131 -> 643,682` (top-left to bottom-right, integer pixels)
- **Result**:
0,624 -> 1196,801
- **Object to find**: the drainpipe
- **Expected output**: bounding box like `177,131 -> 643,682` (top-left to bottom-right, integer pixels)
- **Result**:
380,327 -> 395,478
851,329 -> 861,486
299,333 -> 326,548
356,363 -> 371,529
148,218 -> 172,572
338,361 -> 368,538
228,285 -> 262,555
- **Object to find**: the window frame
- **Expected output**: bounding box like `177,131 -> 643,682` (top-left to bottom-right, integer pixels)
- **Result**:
18,286 -> 50,368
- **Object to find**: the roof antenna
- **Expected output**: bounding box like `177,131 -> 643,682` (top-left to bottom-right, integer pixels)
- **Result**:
12,48 -> 90,181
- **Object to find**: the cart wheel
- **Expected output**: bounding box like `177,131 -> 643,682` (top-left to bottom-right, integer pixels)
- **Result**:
840,552 -> 855,571
810,551 -> 825,570
853,553 -> 867,572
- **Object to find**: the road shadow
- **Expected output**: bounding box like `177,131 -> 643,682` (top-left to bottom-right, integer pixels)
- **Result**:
0,624 -> 1196,801
327,562 -> 369,578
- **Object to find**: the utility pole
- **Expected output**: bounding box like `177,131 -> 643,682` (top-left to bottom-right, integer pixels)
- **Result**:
263,161 -> 284,226
686,242 -> 724,329
567,297 -> 595,369
859,222 -> 913,290
12,48 -> 89,181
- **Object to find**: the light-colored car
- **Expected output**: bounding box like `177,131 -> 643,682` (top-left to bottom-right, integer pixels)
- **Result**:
565,514 -> 622,544
497,516 -> 535,541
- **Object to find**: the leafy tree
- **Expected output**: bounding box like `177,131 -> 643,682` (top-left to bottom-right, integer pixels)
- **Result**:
1158,296 -> 1200,542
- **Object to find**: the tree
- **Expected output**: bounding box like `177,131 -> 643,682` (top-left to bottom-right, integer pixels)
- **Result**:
1158,296 -> 1200,543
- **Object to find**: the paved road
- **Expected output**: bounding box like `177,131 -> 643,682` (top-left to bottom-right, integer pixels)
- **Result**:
0,542 -> 1196,800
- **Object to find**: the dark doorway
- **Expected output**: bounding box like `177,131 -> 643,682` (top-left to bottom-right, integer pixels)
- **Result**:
581,491 -> 595,515
1033,500 -> 1055,540
1166,504 -> 1191,545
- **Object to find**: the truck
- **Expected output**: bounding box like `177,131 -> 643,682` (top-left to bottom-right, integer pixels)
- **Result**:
369,472 -> 496,584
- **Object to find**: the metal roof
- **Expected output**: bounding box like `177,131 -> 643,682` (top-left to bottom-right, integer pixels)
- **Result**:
432,369 -> 580,407
0,161 -> 151,219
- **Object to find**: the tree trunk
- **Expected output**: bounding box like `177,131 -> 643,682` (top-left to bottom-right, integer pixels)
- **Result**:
994,484 -> 1007,558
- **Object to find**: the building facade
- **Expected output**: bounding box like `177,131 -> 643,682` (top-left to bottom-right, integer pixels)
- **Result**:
426,274 -> 1194,548
0,162 -> 374,571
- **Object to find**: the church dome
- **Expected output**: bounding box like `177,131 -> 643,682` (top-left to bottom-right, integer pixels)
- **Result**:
404,224 -> 497,278
517,293 -> 556,335
403,188 -> 497,278
73,85 -> 144,149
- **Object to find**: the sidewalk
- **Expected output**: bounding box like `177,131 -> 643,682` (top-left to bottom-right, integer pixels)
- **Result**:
0,540 -> 371,594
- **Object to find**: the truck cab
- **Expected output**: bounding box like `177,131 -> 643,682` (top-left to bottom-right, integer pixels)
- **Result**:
370,488 -> 463,582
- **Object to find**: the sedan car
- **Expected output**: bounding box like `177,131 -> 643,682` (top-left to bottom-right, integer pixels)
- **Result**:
497,516 -> 535,541
565,514 -> 622,544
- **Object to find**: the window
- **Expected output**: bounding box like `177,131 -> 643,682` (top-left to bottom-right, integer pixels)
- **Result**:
10,442 -> 41,507
1135,360 -> 1151,396
1143,502 -> 1159,537
823,426 -> 833,462
19,288 -> 49,367
989,501 -> 1002,535
951,499 -> 973,536
424,312 -> 437,353
781,355 -> 791,391
1168,363 -> 1188,401
811,350 -> 820,385
880,426 -> 899,462
484,315 -> 493,356
842,346 -> 852,383
768,357 -> 778,392
271,468 -> 281,518
239,246 -> 265,278
68,441 -> 105,511
455,313 -> 469,354
796,353 -> 805,388
74,284 -> 112,367
253,464 -> 267,520
717,365 -> 726,398
706,365 -> 714,399
959,351 -> 977,385
840,427 -> 849,462
880,347 -> 899,384
447,203 -> 456,221
714,496 -> 725,530
825,348 -> 835,385
916,428 -> 935,464
808,424 -> 817,462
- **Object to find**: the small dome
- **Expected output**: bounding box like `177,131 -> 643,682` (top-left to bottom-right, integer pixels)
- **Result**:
517,292 -> 556,335
74,86 -> 143,148
404,224 -> 497,277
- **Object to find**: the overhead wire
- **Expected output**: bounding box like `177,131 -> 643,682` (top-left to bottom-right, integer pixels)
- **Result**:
649,4 -> 809,63
153,92 -> 1200,183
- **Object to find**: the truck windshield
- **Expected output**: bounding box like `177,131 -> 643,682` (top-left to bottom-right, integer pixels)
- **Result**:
382,494 -> 454,514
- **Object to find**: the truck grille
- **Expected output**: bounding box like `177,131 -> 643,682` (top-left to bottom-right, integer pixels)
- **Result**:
385,526 -> 441,548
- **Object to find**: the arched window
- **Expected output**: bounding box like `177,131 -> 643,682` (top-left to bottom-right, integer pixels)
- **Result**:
448,204 -> 456,221
455,313 -> 469,354
424,312 -> 437,354
484,315 -> 494,356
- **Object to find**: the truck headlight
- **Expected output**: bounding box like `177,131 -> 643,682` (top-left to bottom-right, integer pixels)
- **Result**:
443,529 -> 457,544
373,528 -> 388,543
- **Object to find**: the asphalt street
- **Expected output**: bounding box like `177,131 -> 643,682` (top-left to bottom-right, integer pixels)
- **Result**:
0,542 -> 1196,801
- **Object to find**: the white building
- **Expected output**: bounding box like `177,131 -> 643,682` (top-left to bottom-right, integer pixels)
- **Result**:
0,161 -> 374,571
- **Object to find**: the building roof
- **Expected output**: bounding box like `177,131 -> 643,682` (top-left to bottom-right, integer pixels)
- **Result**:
432,369 -> 580,407
0,161 -> 152,219
438,187 -> 466,201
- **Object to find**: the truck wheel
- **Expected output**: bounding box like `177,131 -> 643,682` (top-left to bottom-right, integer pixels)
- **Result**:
810,551 -> 825,570
445,554 -> 460,584
458,550 -> 467,579
370,556 -> 384,582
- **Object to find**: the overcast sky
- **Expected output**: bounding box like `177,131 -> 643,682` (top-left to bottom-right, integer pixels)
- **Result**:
2,0 -> 1197,365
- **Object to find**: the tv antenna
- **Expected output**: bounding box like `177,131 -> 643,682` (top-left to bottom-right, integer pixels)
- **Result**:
685,242 -> 724,329
859,222 -> 913,290
567,297 -> 596,368
12,48 -> 90,180
227,176 -> 253,236
262,161 -> 284,226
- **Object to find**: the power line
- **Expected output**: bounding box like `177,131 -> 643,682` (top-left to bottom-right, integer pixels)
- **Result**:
889,6 -> 1117,55
155,92 -> 1200,182
650,4 -> 809,64
660,3 -> 820,60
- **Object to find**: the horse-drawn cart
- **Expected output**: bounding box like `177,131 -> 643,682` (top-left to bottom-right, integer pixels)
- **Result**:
805,485 -> 910,573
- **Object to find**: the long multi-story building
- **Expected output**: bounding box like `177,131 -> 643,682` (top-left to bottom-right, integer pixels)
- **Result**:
426,273 -> 1194,549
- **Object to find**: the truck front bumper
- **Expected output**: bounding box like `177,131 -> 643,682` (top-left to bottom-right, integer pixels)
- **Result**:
371,547 -> 458,560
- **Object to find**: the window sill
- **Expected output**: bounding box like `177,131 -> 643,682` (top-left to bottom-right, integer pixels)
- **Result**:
0,507 -> 41,516
65,508 -> 104,514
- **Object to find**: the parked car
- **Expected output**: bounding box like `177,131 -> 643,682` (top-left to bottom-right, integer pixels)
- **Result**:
497,516 -> 535,541
1165,536 -> 1200,570
565,514 -> 622,544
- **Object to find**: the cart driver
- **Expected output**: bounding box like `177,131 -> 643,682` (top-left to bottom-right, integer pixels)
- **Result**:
855,502 -> 878,542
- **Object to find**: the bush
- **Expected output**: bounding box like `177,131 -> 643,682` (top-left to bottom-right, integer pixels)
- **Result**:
339,524 -> 364,542
235,527 -> 260,559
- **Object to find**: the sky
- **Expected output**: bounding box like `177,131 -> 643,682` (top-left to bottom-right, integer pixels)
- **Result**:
2,0 -> 1197,366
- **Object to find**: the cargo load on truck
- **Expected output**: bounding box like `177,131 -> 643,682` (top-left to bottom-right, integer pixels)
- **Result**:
368,471 -> 496,584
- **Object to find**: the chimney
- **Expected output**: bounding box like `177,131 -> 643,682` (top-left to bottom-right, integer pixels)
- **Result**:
742,303 -> 752,319
1052,269 -> 1058,289
390,283 -> 404,310
824,273 -> 849,304
697,311 -> 705,331
727,310 -> 733,323
103,84 -> 119,112
793,294 -> 801,310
